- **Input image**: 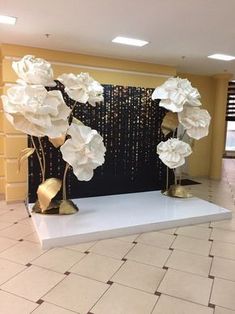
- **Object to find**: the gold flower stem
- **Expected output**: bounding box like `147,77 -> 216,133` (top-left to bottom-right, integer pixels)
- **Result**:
38,137 -> 46,181
61,103 -> 77,201
30,136 -> 45,182
62,163 -> 70,200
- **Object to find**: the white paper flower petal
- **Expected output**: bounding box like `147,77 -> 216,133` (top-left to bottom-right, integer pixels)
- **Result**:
157,138 -> 192,169
1,84 -> 70,137
152,77 -> 201,112
12,55 -> 55,86
58,72 -> 103,106
60,123 -> 106,181
178,106 -> 211,140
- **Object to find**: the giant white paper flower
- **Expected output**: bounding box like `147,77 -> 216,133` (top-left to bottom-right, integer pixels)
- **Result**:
60,122 -> 106,181
178,106 -> 211,140
1,85 -> 70,137
157,138 -> 192,169
152,77 -> 201,112
12,55 -> 56,86
57,72 -> 103,106
179,78 -> 202,107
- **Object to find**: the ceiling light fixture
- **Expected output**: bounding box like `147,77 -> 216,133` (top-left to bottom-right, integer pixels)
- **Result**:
0,15 -> 17,25
208,53 -> 235,61
112,36 -> 149,47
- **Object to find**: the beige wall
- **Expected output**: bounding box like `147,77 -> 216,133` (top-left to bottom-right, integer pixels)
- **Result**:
178,73 -> 216,178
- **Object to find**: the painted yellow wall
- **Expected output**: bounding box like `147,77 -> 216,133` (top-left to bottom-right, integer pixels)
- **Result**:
0,62 -> 5,194
0,43 -> 176,202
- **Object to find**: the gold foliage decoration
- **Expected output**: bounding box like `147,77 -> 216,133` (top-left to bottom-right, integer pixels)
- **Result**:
59,200 -> 79,215
37,178 -> 62,212
17,148 -> 35,172
162,184 -> 192,198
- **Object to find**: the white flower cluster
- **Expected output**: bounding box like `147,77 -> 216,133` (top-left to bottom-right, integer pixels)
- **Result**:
153,77 -> 211,169
60,121 -> 106,181
1,55 -> 106,181
58,72 -> 104,106
152,77 -> 201,113
157,138 -> 192,169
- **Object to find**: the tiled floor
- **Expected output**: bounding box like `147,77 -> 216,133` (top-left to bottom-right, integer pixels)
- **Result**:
0,159 -> 235,313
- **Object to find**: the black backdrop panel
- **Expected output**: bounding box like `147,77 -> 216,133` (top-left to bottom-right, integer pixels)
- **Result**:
28,82 -> 170,203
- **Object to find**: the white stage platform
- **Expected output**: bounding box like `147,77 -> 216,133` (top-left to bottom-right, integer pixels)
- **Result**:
29,191 -> 232,249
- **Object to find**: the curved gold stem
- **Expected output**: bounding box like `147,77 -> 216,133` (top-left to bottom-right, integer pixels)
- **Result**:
62,163 -> 70,200
38,137 -> 46,181
61,103 -> 77,200
30,136 -> 45,182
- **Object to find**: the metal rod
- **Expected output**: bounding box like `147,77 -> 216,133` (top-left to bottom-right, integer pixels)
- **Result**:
174,169 -> 177,185
166,166 -> 169,191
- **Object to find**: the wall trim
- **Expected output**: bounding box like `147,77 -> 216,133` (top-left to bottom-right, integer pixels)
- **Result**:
4,56 -> 171,79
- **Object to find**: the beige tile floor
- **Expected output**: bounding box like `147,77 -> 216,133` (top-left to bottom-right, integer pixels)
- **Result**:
0,159 -> 235,313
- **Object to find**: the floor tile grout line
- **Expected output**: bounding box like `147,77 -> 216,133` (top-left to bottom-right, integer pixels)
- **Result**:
101,279 -> 162,297
32,298 -> 80,313
0,263 -> 67,293
0,264 -> 29,287
150,294 -> 161,314
87,280 -> 113,314
122,253 -> 171,269
34,269 -> 68,303
208,252 -> 235,262
170,241 -> 212,257
160,265 -> 213,280
0,240 -> 21,255
65,241 -> 98,253
208,275 -> 215,308
0,287 -> 43,305
154,291 -> 214,309
0,231 -> 35,242
0,252 -> 33,266
162,246 -> 173,268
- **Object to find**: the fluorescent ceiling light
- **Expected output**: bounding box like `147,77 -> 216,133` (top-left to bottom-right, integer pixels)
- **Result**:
112,36 -> 149,47
0,15 -> 17,25
208,53 -> 235,61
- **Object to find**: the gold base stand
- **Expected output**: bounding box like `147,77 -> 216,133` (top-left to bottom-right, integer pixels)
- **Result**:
162,184 -> 193,198
32,199 -> 79,215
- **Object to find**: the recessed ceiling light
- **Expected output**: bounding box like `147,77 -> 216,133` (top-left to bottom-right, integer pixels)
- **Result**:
112,36 -> 149,47
208,54 -> 235,61
0,15 -> 17,25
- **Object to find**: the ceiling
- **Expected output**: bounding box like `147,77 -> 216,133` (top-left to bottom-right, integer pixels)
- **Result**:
1,0 -> 235,77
